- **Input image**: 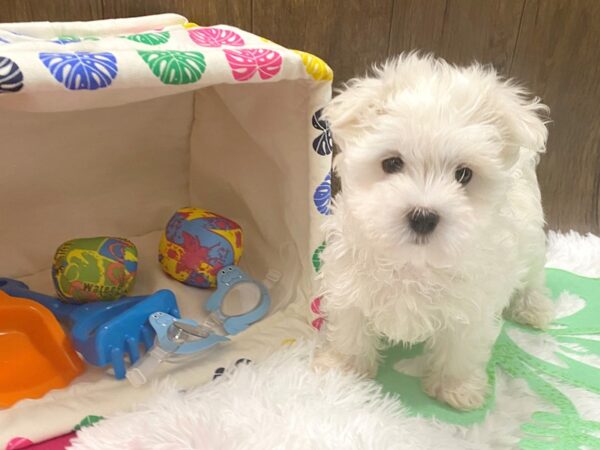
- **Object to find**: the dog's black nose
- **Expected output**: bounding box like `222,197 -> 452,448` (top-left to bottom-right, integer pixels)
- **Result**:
408,209 -> 440,235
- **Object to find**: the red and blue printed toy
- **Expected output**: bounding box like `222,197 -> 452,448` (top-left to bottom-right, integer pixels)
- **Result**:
159,207 -> 243,288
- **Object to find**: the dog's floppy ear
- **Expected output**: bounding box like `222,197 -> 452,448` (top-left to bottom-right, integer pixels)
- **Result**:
490,79 -> 550,165
322,77 -> 384,150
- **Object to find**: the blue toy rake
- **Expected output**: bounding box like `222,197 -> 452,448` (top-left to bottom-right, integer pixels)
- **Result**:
0,278 -> 180,379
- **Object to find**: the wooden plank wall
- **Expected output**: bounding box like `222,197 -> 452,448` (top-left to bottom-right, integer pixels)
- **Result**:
1,0 -> 598,233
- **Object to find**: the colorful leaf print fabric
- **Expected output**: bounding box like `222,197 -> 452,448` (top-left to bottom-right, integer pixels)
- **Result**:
312,242 -> 325,273
188,28 -> 244,47
124,31 -> 170,45
223,49 -> 282,81
313,173 -> 332,215
311,109 -> 333,156
39,52 -> 117,90
0,22 -> 331,102
0,57 -> 23,92
4,437 -> 33,450
310,296 -> 325,330
52,35 -> 100,44
293,50 -> 333,81
73,415 -> 104,431
138,50 -> 206,85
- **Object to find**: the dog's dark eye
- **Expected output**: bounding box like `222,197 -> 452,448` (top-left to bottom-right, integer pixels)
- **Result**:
382,157 -> 404,174
455,167 -> 473,185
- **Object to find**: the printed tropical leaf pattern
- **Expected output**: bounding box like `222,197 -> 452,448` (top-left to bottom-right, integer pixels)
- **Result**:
379,268 -> 600,449
311,108 -> 333,156
312,242 -> 326,272
52,35 -> 100,44
0,57 -> 23,93
53,35 -> 80,44
313,173 -> 332,215
310,296 -> 325,331
138,50 -> 206,85
5,437 -> 33,450
312,316 -> 324,331
73,415 -> 105,431
293,50 -> 333,81
39,52 -> 117,90
213,358 -> 252,380
124,31 -> 170,46
188,28 -> 244,47
223,49 -> 282,81
310,296 -> 322,315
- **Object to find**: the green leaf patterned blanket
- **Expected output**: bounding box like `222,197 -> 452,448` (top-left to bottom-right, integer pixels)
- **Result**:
377,268 -> 600,449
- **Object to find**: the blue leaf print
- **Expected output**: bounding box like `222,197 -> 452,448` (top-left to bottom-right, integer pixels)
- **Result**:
314,173 -> 332,215
51,35 -> 100,44
52,35 -> 81,44
39,52 -> 118,90
311,108 -> 333,156
0,57 -> 23,93
0,37 -> 9,44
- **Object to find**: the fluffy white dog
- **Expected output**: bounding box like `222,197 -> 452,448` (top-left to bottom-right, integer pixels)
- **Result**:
313,53 -> 555,410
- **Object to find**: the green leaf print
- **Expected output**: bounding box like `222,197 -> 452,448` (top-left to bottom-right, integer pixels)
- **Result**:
124,31 -> 170,46
74,415 -> 104,431
312,242 -> 325,273
138,50 -> 206,85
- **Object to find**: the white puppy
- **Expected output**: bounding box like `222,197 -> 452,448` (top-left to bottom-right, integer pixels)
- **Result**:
313,53 -> 555,410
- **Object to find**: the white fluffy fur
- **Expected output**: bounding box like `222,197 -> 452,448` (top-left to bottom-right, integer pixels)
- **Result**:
68,341 -> 478,450
546,230 -> 600,278
313,53 -> 555,410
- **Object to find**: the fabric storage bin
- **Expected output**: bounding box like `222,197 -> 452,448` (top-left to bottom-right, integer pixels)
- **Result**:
0,14 -> 331,446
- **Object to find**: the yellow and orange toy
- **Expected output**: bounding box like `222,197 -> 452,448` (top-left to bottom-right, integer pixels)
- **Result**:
0,291 -> 84,408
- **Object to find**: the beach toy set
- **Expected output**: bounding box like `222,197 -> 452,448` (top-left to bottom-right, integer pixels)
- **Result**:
0,207 -> 272,405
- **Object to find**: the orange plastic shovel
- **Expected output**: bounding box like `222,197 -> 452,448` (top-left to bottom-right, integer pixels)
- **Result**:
0,291 -> 84,408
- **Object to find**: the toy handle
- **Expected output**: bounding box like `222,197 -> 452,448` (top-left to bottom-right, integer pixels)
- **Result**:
126,346 -> 171,387
0,278 -> 74,320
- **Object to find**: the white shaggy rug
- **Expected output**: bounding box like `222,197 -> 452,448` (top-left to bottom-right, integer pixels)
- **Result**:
69,231 -> 600,450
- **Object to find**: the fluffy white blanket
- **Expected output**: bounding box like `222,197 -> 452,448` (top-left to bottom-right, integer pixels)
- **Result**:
69,231 -> 600,450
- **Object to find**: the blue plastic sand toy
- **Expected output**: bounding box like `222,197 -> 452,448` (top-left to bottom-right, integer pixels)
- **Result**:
0,278 -> 180,379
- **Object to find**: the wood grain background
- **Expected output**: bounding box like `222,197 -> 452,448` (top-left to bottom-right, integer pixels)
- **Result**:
2,0 -> 598,233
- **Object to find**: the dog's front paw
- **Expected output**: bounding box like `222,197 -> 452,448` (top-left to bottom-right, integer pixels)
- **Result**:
311,349 -> 377,378
422,370 -> 488,410
507,288 -> 555,330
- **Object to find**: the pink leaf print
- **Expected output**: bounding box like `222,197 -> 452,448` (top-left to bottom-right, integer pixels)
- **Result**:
6,437 -> 33,450
189,28 -> 244,47
312,317 -> 324,331
310,296 -> 322,314
224,49 -> 282,82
